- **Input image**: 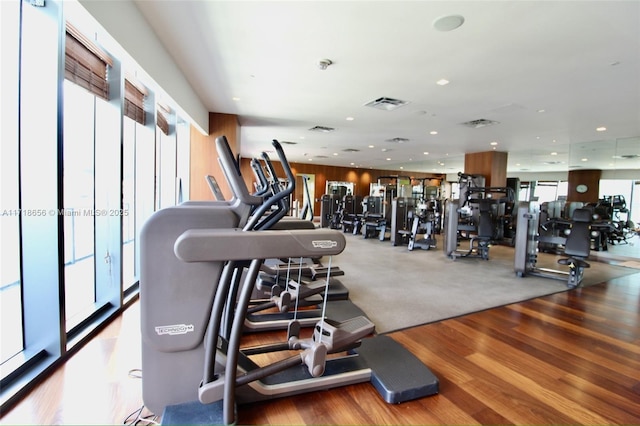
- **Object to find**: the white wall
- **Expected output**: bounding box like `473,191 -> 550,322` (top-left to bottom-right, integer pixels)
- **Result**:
76,0 -> 208,135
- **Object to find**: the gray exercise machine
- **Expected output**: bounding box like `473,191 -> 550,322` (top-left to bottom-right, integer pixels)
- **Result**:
218,138 -> 357,333
514,201 -> 596,288
406,199 -> 440,251
140,138 -> 439,425
443,173 -> 513,260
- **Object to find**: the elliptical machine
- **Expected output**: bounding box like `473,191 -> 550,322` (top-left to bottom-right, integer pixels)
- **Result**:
140,137 -> 439,425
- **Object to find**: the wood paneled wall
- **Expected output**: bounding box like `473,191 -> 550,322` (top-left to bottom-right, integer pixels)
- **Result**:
567,169 -> 602,203
190,113 -> 441,212
464,151 -> 508,188
189,113 -> 239,201
239,158 -> 443,215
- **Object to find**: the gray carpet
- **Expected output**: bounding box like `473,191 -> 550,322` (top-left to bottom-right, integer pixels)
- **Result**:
330,235 -> 639,334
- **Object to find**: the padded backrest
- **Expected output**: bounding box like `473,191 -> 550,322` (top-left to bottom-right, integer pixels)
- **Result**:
564,208 -> 592,257
572,207 -> 592,223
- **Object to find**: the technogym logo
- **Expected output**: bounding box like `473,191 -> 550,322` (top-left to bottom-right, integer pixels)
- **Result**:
155,323 -> 195,336
312,240 -> 338,249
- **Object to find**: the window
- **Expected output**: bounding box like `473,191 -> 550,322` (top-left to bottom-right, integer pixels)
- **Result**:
122,79 -> 154,293
63,81 -> 98,331
1,2 -> 190,409
0,0 -> 22,365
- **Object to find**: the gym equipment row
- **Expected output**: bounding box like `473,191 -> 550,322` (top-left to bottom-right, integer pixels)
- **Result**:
140,136 -> 439,425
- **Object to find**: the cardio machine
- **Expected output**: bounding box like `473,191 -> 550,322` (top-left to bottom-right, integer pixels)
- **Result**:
140,137 -> 439,425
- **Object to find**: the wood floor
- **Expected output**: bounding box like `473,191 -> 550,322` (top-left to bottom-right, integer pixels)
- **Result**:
2,272 -> 639,425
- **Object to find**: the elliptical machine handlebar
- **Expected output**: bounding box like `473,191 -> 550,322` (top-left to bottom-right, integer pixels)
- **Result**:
215,136 -> 263,208
250,157 -> 270,197
244,139 -> 296,231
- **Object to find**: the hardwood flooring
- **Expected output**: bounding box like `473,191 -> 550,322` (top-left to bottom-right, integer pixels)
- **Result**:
1,272 -> 639,425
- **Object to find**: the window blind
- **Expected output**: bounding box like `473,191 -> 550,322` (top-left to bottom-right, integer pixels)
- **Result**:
124,79 -> 146,124
64,23 -> 112,100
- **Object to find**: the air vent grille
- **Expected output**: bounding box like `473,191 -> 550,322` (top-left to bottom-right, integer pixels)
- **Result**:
280,141 -> 297,145
309,126 -> 335,133
385,137 -> 409,144
342,148 -> 360,152
460,119 -> 500,128
613,154 -> 640,159
364,97 -> 410,111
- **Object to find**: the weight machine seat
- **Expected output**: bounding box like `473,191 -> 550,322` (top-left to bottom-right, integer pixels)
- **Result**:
558,208 -> 592,271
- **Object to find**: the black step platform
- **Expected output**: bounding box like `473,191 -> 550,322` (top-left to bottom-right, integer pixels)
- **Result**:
162,335 -> 439,424
352,335 -> 439,403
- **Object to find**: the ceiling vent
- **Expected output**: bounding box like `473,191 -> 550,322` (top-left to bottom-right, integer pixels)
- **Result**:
309,125 -> 335,133
342,148 -> 360,152
613,154 -> 640,159
280,141 -> 297,145
364,97 -> 410,111
460,119 -> 500,128
385,137 -> 409,144
315,155 -> 329,159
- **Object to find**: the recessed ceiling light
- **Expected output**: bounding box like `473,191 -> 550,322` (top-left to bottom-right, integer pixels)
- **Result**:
551,152 -> 557,155
400,166 -> 404,170
350,162 -> 355,166
537,109 -> 545,113
333,152 -> 338,156
346,117 -> 354,121
232,97 -> 240,101
490,141 -> 498,146
436,79 -> 450,86
430,131 -> 438,135
433,15 -> 465,32
368,145 -> 375,148
299,136 -> 305,139
386,158 -> 391,161
581,158 -> 588,162
596,126 -> 607,132
423,152 -> 429,155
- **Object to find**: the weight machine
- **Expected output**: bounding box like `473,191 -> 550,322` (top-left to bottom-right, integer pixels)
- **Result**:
514,201 -> 600,288
406,198 -> 441,251
443,173 -> 513,260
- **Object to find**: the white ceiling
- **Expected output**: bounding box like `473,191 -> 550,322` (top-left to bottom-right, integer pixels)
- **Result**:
132,0 -> 640,175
